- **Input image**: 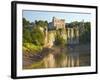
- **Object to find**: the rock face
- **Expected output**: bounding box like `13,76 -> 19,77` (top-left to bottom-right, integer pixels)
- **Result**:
67,27 -> 79,44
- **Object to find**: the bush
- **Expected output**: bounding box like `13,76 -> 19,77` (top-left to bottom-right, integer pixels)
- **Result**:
23,28 -> 32,43
31,28 -> 45,46
79,22 -> 91,44
55,33 -> 66,46
23,43 -> 42,53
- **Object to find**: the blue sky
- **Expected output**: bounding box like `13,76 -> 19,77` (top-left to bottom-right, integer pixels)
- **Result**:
23,10 -> 91,23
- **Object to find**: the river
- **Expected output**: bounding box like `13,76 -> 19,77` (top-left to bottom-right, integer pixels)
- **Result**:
23,44 -> 90,69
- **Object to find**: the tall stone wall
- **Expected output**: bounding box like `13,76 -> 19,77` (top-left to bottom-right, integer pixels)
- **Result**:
66,27 -> 79,44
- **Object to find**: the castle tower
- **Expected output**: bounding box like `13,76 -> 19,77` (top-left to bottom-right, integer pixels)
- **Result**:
52,17 -> 65,30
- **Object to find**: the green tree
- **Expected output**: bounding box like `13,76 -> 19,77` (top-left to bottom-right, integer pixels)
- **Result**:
31,27 -> 45,46
35,20 -> 48,28
79,22 -> 91,43
23,18 -> 30,27
55,31 -> 66,46
23,27 -> 32,43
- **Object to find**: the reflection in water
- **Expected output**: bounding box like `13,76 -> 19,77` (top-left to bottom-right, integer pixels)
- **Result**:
40,44 -> 90,68
23,44 -> 90,69
43,54 -> 56,68
42,52 -> 80,68
67,53 -> 79,67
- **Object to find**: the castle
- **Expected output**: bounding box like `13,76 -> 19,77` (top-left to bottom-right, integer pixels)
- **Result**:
48,17 -> 65,30
44,17 -> 79,48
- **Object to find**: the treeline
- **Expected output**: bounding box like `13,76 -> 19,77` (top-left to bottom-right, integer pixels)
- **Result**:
23,18 -> 48,46
23,18 -> 91,45
79,22 -> 90,44
67,21 -> 91,44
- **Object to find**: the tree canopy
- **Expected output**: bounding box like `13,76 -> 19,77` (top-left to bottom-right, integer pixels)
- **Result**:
23,18 -> 46,46
23,18 -> 30,27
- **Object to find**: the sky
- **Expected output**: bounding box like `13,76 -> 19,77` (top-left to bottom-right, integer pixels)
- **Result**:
23,10 -> 91,23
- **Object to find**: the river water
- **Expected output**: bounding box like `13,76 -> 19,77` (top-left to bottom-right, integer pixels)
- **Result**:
42,45 -> 90,68
23,44 -> 90,69
31,44 -> 90,68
